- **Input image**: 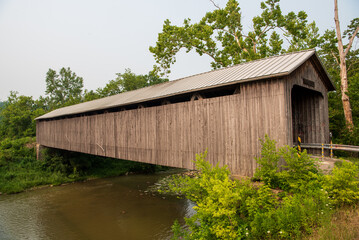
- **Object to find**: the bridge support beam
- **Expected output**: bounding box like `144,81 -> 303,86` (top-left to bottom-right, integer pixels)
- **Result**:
36,144 -> 45,160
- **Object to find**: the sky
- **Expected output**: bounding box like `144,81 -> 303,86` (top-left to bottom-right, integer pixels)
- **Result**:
0,0 -> 358,101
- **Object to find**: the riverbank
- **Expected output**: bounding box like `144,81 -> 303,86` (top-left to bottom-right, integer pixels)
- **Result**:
0,146 -> 168,194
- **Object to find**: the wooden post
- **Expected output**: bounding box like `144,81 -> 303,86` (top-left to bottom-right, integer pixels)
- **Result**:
330,132 -> 333,159
36,144 -> 44,160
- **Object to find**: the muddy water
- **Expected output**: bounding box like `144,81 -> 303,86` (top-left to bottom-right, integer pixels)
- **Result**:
0,173 -> 194,240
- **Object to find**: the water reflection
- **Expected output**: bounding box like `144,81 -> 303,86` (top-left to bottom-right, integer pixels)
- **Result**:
0,173 -> 194,240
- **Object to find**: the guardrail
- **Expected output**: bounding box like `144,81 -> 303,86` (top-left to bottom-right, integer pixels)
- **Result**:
300,142 -> 359,159
301,143 -> 359,153
296,136 -> 359,158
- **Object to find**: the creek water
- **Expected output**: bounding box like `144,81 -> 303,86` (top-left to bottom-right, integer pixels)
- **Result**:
0,172 -> 194,240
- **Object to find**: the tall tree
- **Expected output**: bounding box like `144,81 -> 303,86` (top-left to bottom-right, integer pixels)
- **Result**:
150,0 -> 318,76
333,0 -> 358,129
45,67 -> 84,109
319,28 -> 359,139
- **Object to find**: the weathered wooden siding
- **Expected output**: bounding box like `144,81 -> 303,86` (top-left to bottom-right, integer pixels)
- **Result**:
37,78 -> 287,176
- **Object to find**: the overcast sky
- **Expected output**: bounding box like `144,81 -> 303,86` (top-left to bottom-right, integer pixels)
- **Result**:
0,0 -> 357,101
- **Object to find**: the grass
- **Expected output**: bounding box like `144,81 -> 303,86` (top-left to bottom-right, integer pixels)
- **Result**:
0,160 -> 76,194
309,205 -> 359,240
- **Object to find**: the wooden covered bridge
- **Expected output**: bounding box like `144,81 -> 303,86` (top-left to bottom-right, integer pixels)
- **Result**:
36,49 -> 335,176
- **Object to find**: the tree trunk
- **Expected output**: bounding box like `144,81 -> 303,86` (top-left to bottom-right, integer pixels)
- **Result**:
339,60 -> 353,127
334,0 -> 354,129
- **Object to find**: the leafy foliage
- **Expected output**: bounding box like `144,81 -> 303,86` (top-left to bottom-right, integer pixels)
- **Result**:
165,148 -> 332,239
0,92 -> 46,139
150,0 -> 320,75
96,69 -> 168,98
45,67 -> 84,109
255,135 -> 321,192
164,136 -> 359,239
254,136 -> 281,188
167,152 -> 278,239
0,137 -> 36,165
323,160 -> 359,206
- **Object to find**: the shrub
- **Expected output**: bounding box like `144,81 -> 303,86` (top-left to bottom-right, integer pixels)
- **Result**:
255,135 -> 321,193
166,150 -> 331,239
250,190 -> 331,239
254,135 -> 281,188
323,160 -> 359,206
165,151 -> 250,239
277,146 -> 321,192
0,137 -> 36,164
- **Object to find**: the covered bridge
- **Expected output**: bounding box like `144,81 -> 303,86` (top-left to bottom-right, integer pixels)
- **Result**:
36,49 -> 335,176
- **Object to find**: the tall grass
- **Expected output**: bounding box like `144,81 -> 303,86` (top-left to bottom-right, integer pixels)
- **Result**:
309,206 -> 359,240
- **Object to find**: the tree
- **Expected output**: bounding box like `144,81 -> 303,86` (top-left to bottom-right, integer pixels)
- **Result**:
45,67 -> 84,109
150,0 -> 319,76
96,69 -> 168,97
319,29 -> 359,140
317,1 -> 358,139
0,92 -> 46,139
83,89 -> 101,102
333,0 -> 358,129
0,101 -> 5,122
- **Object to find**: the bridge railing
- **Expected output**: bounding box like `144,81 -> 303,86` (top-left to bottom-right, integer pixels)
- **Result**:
295,135 -> 359,159
299,142 -> 359,159
300,143 -> 359,153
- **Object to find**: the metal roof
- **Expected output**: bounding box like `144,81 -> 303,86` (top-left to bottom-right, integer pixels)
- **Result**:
36,49 -> 333,120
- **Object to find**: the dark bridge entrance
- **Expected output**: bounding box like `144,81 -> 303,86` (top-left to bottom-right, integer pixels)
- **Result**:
291,85 -> 325,148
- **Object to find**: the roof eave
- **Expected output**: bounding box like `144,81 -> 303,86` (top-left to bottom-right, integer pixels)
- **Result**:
36,72 -> 289,120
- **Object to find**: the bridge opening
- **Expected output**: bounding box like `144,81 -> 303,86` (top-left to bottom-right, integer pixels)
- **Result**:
291,85 -> 324,152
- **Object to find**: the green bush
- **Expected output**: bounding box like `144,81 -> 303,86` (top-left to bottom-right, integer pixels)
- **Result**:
277,146 -> 321,192
165,150 -> 331,240
0,137 -> 36,164
323,160 -> 359,206
255,135 -> 321,193
250,188 -> 331,239
166,151 -> 252,239
163,135 -> 359,239
254,135 -> 281,188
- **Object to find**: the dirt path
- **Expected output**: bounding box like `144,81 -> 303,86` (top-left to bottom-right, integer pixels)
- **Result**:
313,156 -> 342,173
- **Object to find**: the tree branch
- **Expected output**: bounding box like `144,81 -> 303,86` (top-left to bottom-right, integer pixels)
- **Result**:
331,50 -> 340,65
278,27 -> 293,46
209,0 -> 221,10
344,25 -> 359,57
195,47 -> 225,67
214,28 -> 249,53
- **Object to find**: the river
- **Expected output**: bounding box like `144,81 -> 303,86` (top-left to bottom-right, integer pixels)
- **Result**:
0,172 -> 194,240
